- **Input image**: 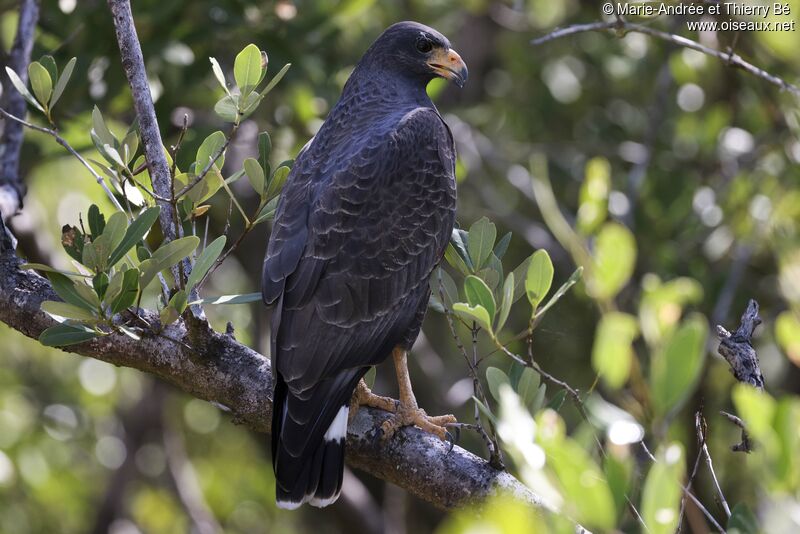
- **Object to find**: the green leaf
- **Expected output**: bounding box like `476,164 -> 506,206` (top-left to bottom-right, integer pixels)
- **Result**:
493,232 -> 512,260
444,243 -> 471,276
537,416 -> 617,530
253,196 -> 279,224
464,275 -> 496,321
239,90 -> 263,118
486,366 -> 510,402
39,55 -> 58,84
195,130 -> 226,173
87,204 -> 106,238
39,324 -> 98,347
151,236 -> 200,270
467,217 -> 496,270
260,63 -> 290,97
364,367 -> 376,389
108,206 -> 160,267
546,389 -> 567,411
51,57 -> 76,107
28,61 -> 52,107
497,273 -> 514,332
452,302 -> 493,334
258,131 -> 272,178
92,106 -> 116,147
102,212 -> 128,255
511,255 -> 532,303
775,311 -> 800,365
536,266 -> 583,318
160,305 -> 180,325
208,57 -> 229,94
5,66 -> 44,112
525,249 -> 554,309
431,267 -> 459,309
46,272 -> 98,311
186,235 -> 226,291
244,158 -> 265,196
214,95 -> 239,122
93,272 -> 109,300
650,314 -> 708,418
591,312 -> 639,389
590,222 -> 636,300
190,292 -> 262,305
20,263 -> 85,278
234,44 -> 264,94
170,289 -> 188,314
110,269 -> 139,314
516,367 -> 543,412
266,165 -> 290,199
577,157 -> 610,235
727,503 -> 759,534
641,443 -> 685,534
41,300 -> 97,322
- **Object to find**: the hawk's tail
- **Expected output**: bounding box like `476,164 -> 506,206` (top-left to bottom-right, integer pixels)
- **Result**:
271,370 -> 363,509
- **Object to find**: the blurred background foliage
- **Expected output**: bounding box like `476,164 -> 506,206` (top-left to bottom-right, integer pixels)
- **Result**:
1,0 -> 800,532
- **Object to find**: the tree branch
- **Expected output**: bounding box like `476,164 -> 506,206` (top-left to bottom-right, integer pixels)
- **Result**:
0,0 -> 40,217
531,20 -> 800,98
105,0 -> 176,240
0,249 -> 547,512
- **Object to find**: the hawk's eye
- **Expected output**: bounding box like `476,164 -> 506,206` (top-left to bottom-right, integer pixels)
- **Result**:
416,38 -> 433,53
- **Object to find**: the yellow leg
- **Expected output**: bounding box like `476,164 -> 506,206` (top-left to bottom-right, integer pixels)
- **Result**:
380,347 -> 457,441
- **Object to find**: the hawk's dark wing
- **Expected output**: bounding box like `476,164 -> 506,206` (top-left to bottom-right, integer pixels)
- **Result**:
263,107 -> 456,508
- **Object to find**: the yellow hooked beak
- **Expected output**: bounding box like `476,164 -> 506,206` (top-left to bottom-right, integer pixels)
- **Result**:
427,48 -> 468,88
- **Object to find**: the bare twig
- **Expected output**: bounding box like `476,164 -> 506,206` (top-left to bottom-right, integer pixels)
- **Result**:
640,442 -> 726,532
532,20 -> 800,98
696,411 -> 731,519
716,299 -> 764,390
720,410 -> 753,453
0,0 -> 40,215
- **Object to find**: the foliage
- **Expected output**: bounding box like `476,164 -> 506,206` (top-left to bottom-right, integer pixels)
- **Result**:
2,0 -> 800,532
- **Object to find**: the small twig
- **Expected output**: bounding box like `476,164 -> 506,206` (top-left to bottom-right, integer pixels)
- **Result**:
716,299 -> 764,390
678,442 -> 704,533
720,410 -> 753,453
170,113 -> 189,177
639,442 -> 726,533
696,411 -> 731,519
531,20 -> 800,98
0,108 -> 126,213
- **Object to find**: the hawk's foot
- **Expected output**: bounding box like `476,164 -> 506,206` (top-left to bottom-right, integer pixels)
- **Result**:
350,378 -> 397,422
380,403 -> 457,442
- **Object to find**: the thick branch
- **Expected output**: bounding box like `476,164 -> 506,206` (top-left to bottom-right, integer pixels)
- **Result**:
0,0 -> 40,216
106,0 -> 176,239
0,250 -> 545,511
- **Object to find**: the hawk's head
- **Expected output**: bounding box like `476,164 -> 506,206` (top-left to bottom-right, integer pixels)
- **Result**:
363,21 -> 468,88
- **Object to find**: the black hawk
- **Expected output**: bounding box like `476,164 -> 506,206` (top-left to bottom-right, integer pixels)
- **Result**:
262,21 -> 468,509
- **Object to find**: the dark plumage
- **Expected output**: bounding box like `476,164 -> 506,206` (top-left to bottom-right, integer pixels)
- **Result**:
262,21 -> 467,509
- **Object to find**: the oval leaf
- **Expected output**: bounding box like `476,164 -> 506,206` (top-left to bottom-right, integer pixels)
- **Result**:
467,217 -> 496,270
187,235 -> 226,291
464,275 -> 496,321
234,44 -> 264,94
39,324 -> 98,347
452,302 -> 493,334
28,61 -> 52,107
525,249 -> 554,309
